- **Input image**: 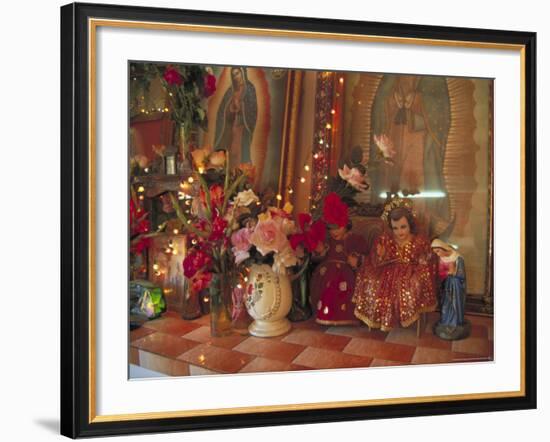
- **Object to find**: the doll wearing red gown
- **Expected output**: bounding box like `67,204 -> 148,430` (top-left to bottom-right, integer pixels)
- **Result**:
353,227 -> 437,332
310,229 -> 368,325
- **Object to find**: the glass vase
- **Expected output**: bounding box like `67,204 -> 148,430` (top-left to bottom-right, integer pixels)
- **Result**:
209,273 -> 233,337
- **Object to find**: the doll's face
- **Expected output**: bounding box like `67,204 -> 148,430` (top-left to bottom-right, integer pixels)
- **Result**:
329,225 -> 346,240
390,216 -> 411,242
433,247 -> 452,258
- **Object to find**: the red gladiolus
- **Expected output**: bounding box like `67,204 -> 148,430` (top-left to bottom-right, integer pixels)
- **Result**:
210,215 -> 228,241
191,271 -> 212,292
209,184 -> 224,209
163,67 -> 183,86
322,192 -> 349,227
183,249 -> 212,278
204,74 -> 217,98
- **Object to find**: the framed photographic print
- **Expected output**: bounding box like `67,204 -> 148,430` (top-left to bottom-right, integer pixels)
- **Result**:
60,1 -> 537,438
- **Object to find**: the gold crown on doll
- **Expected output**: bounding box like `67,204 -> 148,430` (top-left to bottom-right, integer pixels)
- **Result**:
380,195 -> 416,222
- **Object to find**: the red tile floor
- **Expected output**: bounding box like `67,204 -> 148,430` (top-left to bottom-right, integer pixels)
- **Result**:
130,310 -> 493,377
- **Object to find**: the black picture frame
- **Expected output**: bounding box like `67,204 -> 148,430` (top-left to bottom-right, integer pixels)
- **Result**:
60,2 -> 537,438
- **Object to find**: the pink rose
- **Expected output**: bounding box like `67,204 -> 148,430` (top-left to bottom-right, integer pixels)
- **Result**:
231,228 -> 253,265
250,219 -> 289,256
338,164 -> 369,192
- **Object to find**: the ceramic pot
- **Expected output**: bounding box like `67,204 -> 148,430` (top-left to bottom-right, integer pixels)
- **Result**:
245,264 -> 292,337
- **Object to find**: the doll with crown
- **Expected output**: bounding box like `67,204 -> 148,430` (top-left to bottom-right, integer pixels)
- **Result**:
352,196 -> 438,332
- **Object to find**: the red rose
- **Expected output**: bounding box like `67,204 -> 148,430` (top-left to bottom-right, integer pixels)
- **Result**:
204,74 -> 217,98
322,192 -> 349,227
305,220 -> 326,252
289,214 -> 326,252
163,67 -> 183,86
289,233 -> 305,251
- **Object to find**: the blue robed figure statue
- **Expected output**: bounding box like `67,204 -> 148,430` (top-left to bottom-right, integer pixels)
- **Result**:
431,239 -> 471,340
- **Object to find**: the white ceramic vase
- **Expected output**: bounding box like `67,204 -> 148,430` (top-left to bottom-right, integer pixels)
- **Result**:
245,264 -> 292,337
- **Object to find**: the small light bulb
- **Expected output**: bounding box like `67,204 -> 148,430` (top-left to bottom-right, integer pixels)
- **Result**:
313,153 -> 319,160
138,195 -> 144,200
191,239 -> 197,245
326,123 -> 332,129
164,107 -> 169,112
276,194 -> 282,201
319,139 -> 324,145
288,188 -> 294,194
144,167 -> 149,173
153,263 -> 159,271
173,229 -> 179,234
304,165 -> 310,172
300,177 -> 306,183
324,175 -> 328,180
339,77 -> 344,84
198,166 -> 205,174
244,277 -> 248,282
187,177 -> 194,184
331,109 -> 336,115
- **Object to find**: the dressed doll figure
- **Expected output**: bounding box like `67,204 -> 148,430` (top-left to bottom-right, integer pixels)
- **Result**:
353,203 -> 437,331
431,239 -> 471,340
310,222 -> 368,326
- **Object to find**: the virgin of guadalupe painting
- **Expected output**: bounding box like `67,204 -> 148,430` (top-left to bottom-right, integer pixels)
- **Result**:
370,75 -> 452,233
205,66 -> 287,191
214,67 -> 258,167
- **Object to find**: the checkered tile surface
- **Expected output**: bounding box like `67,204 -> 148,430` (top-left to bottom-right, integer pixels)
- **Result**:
130,310 -> 493,377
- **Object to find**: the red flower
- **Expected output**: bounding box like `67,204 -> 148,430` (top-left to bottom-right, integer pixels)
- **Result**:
163,67 -> 183,86
131,237 -> 151,254
204,73 -> 217,98
183,249 -> 212,278
322,192 -> 349,227
191,271 -> 212,292
289,213 -> 326,252
210,184 -> 224,209
210,214 -> 228,241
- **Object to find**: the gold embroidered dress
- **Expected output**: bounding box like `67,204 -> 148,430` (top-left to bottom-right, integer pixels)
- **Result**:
353,233 -> 437,331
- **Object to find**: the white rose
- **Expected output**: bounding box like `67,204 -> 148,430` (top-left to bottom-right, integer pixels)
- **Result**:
234,189 -> 259,207
272,245 -> 298,274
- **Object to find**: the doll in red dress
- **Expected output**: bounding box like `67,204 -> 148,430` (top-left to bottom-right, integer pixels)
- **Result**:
352,201 -> 437,331
310,193 -> 368,325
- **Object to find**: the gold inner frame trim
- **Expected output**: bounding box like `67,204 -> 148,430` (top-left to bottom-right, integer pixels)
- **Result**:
88,17 -> 527,423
